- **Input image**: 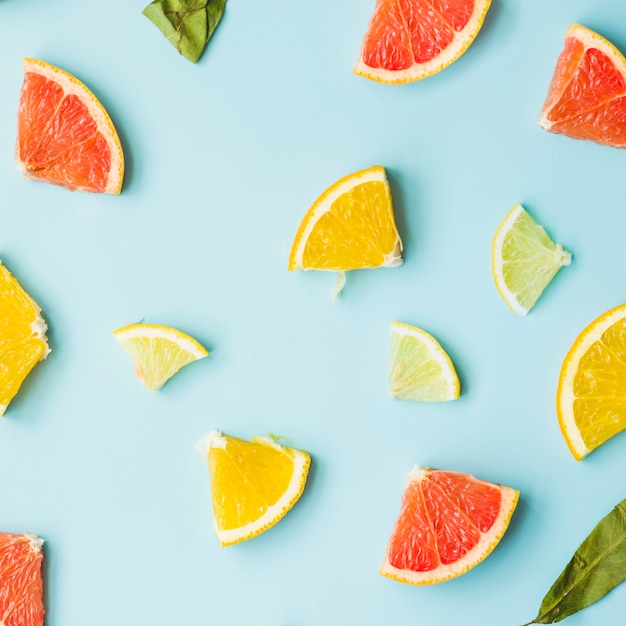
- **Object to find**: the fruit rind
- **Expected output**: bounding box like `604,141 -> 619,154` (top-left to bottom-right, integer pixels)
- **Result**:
538,24 -> 626,132
198,430 -> 311,547
353,0 -> 492,85
113,323 -> 209,359
388,321 -> 460,401
379,466 -> 519,585
17,58 -> 124,194
288,165 -> 403,272
556,303 -> 626,460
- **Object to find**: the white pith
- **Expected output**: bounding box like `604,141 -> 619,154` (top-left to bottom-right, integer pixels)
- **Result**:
21,58 -> 124,194
390,321 -> 459,399
557,304 -> 626,460
354,0 -> 492,85
380,467 -> 519,585
539,24 -> 626,130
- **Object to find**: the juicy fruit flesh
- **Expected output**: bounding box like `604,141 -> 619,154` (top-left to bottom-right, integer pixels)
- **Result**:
362,0 -> 475,70
0,263 -> 49,415
301,180 -> 399,271
571,317 -> 626,451
540,25 -> 626,148
387,469 -> 502,572
0,533 -> 44,626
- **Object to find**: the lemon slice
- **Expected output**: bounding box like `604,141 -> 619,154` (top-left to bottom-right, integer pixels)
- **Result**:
113,323 -> 208,391
557,303 -> 626,460
288,166 -> 403,296
0,261 -> 50,416
492,204 -> 571,316
197,431 -> 311,546
388,321 -> 460,402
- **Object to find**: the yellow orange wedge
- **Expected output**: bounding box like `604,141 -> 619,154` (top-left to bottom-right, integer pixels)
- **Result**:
557,303 -> 626,460
354,0 -> 492,84
113,323 -> 208,391
0,261 -> 49,416
538,24 -> 626,149
197,431 -> 311,546
288,166 -> 402,295
380,466 -> 518,585
15,58 -> 124,193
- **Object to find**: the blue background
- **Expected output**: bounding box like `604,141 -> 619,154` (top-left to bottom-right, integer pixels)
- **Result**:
2,0 -> 626,624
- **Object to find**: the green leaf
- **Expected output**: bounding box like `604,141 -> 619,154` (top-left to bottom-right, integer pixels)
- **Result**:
142,0 -> 227,63
524,498 -> 626,624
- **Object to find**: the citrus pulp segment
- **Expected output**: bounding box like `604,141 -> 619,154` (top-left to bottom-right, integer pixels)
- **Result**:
196,431 -> 311,546
113,323 -> 208,391
0,533 -> 44,626
492,203 -> 571,316
380,466 -> 519,585
388,321 -> 460,402
0,261 -> 49,417
557,303 -> 626,460
15,58 -> 124,193
354,0 -> 492,85
538,24 -> 626,149
288,166 -> 402,295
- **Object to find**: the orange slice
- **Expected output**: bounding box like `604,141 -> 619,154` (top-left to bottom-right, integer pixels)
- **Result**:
354,0 -> 492,84
538,24 -> 626,149
197,431 -> 311,546
0,533 -> 45,626
380,466 -> 519,585
0,261 -> 49,417
15,58 -> 124,193
288,166 -> 402,295
557,303 -> 626,460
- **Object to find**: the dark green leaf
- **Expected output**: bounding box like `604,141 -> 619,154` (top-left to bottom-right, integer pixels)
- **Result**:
524,498 -> 626,624
142,0 -> 227,63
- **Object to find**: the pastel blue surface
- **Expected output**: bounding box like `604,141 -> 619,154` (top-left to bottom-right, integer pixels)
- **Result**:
2,0 -> 626,624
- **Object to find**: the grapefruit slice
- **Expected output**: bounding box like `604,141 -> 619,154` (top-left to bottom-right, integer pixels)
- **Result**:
15,58 -> 124,193
0,533 -> 44,626
538,24 -> 626,149
380,466 -> 519,585
354,0 -> 492,85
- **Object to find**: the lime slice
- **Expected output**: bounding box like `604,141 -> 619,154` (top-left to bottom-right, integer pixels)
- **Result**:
388,321 -> 460,402
113,323 -> 208,391
492,204 -> 571,316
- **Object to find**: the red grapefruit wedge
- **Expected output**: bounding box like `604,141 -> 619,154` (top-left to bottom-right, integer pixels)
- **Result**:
380,466 -> 519,584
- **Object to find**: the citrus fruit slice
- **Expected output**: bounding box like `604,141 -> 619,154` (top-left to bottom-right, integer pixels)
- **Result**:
492,203 -> 571,316
557,303 -> 626,460
113,323 -> 208,391
0,261 -> 49,417
538,24 -> 626,149
197,431 -> 311,546
0,533 -> 45,626
388,321 -> 460,402
380,466 -> 519,585
288,166 -> 402,296
354,0 -> 492,85
15,58 -> 124,193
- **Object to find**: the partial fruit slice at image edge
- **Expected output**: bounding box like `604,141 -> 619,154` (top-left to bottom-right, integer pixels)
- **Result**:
288,165 -> 402,296
380,466 -> 519,585
113,323 -> 208,391
197,431 -> 311,546
492,203 -> 571,316
0,261 -> 49,416
354,0 -> 492,84
538,24 -> 626,149
15,57 -> 124,193
557,303 -> 626,460
388,321 -> 460,402
0,533 -> 45,626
